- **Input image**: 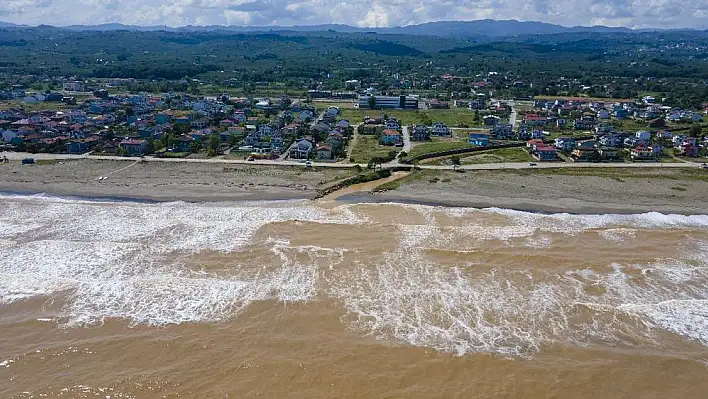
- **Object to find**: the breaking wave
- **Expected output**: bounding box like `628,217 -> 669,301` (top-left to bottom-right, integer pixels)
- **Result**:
1,195 -> 708,357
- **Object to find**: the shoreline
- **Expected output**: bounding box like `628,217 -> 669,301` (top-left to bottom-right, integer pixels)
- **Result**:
4,188 -> 707,216
0,187 -> 314,204
1,159 -> 706,215
335,192 -> 708,216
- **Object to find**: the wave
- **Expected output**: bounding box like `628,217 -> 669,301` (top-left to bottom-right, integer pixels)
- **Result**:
1,195 -> 708,357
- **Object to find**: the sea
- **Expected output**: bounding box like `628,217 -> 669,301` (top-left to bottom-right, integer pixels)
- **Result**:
1,193 -> 708,398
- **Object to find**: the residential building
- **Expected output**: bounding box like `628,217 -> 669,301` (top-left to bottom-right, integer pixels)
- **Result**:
411,125 -> 430,141
359,124 -> 379,135
290,138 -> 313,159
468,98 -> 485,110
598,147 -> 622,161
490,124 -> 513,140
532,145 -> 558,161
380,129 -> 403,146
316,145 -> 333,160
427,99 -> 449,109
570,148 -> 599,162
574,119 -> 595,130
631,145 -> 657,161
678,141 -> 699,157
523,114 -> 547,127
65,140 -> 88,154
468,132 -> 490,146
431,122 -> 451,137
636,131 -> 652,142
483,115 -> 500,126
172,135 -> 193,152
119,139 -> 149,155
63,81 -> 86,92
385,119 -> 401,130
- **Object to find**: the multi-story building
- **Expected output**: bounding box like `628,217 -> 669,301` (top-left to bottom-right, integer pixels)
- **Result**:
358,95 -> 419,109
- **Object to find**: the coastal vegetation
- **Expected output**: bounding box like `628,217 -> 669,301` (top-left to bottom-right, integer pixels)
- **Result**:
0,28 -> 707,107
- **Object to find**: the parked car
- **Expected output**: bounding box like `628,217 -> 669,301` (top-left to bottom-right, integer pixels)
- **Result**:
21,158 -> 35,165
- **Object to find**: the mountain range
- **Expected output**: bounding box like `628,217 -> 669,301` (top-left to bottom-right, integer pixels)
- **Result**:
0,19 -> 702,38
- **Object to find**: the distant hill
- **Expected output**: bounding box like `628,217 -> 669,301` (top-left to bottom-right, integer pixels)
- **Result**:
0,21 -> 23,28
381,20 -> 634,37
0,19 -> 700,38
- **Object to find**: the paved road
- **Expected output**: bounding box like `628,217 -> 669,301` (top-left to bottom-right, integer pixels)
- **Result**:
401,125 -> 412,154
4,151 -> 704,171
508,100 -> 518,128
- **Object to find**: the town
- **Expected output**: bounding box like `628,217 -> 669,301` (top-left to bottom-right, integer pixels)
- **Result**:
1,79 -> 706,170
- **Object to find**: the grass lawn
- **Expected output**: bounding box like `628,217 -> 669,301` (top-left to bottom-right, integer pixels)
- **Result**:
35,159 -> 59,165
224,150 -> 252,159
534,95 -> 633,103
339,108 -> 384,123
527,167 -> 708,181
160,152 -> 190,158
422,147 -> 534,165
312,100 -> 358,110
349,135 -> 397,163
0,100 -> 73,112
338,108 -> 485,128
610,119 -> 651,131
407,141 -> 476,159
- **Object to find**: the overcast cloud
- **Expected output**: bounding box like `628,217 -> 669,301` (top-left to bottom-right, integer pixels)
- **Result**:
0,0 -> 706,29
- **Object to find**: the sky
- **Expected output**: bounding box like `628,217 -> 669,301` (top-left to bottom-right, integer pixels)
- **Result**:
0,0 -> 707,29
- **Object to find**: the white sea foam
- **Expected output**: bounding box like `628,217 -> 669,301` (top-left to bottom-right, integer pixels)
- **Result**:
331,215 -> 708,357
484,208 -> 708,230
599,228 -> 637,242
2,194 -> 708,356
0,195 -> 358,326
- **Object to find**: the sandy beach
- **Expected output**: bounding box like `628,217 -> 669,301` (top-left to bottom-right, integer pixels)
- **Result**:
0,159 -> 357,202
1,159 -> 706,214
369,168 -> 708,214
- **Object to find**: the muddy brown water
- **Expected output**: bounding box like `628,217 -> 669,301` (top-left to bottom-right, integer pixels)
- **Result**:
1,193 -> 708,398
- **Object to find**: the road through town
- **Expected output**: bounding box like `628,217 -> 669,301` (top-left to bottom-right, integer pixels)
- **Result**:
2,151 -> 704,171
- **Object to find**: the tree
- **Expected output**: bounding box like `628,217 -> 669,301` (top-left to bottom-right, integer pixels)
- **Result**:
164,133 -> 175,150
689,125 -> 702,138
228,134 -> 240,147
649,118 -> 666,128
474,109 -> 480,122
207,134 -> 220,156
189,140 -> 201,154
451,156 -> 461,170
368,96 -> 376,110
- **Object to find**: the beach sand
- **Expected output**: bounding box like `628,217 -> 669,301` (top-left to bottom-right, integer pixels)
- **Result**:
0,159 -> 357,202
1,159 -> 706,214
368,168 -> 708,215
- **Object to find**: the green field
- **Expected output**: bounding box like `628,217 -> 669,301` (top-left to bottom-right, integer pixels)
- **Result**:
422,147 -> 534,165
0,100 -> 74,111
338,108 -> 486,128
407,141 -> 476,159
349,135 -> 398,163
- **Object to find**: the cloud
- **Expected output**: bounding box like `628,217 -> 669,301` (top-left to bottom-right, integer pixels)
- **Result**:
0,0 -> 706,29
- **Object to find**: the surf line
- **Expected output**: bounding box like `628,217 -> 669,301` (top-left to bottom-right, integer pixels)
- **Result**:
97,159 -> 141,181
